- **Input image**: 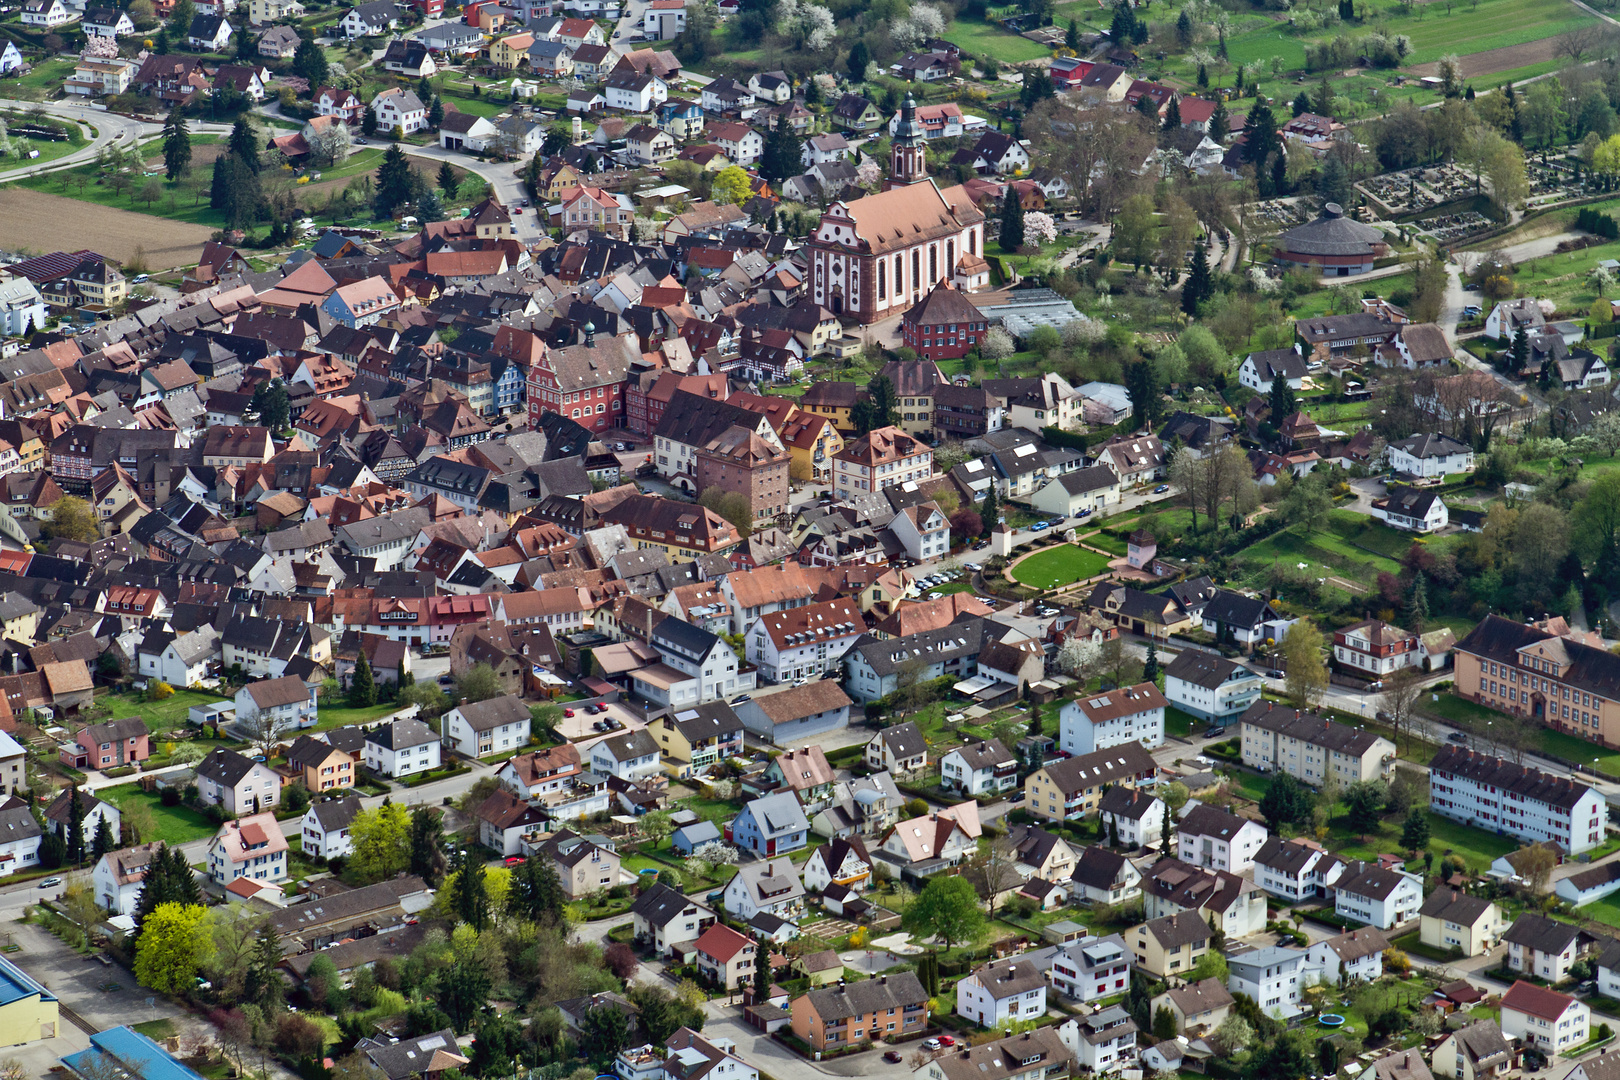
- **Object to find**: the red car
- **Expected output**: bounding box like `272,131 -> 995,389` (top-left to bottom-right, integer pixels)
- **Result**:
937,1036 -> 955,1048
564,708 -> 575,717
505,855 -> 526,866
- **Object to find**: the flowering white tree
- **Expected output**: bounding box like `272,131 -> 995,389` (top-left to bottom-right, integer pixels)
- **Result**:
692,841 -> 740,863
82,36 -> 117,58
683,855 -> 712,878
1057,635 -> 1102,679
855,159 -> 883,189
1024,211 -> 1058,246
892,3 -> 947,50
778,0 -> 835,50
1061,318 -> 1104,347
981,327 -> 1015,359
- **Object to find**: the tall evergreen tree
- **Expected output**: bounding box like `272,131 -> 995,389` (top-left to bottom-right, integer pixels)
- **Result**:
1409,572 -> 1429,633
245,924 -> 285,1011
449,846 -> 490,931
92,814 -> 115,860
438,160 -> 459,199
758,121 -> 802,186
1126,359 -> 1160,431
67,786 -> 85,866
293,35 -> 328,86
1196,63 -> 1208,89
506,855 -> 565,923
409,806 -> 449,887
1292,89 -> 1313,116
169,844 -> 202,906
979,484 -> 999,533
1143,640 -> 1160,683
1269,372 -> 1297,419
1244,101 -> 1280,166
228,116 -> 260,173
754,935 -> 771,993
362,107 -> 379,137
162,106 -> 191,182
1209,98 -> 1229,140
374,143 -> 415,218
1065,18 -> 1079,49
847,40 -> 870,83
1271,152 -> 1288,198
1511,326 -> 1530,374
349,650 -> 377,707
1175,8 -> 1193,46
1162,95 -> 1182,133
1181,243 -> 1211,316
999,185 -> 1024,251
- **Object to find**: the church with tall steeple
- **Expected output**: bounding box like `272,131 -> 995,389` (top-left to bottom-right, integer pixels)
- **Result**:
803,92 -> 990,325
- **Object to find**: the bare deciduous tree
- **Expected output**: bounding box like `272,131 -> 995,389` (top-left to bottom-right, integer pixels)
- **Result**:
1377,667 -> 1426,753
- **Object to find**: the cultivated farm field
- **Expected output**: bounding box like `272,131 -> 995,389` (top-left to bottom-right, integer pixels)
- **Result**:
0,188 -> 216,268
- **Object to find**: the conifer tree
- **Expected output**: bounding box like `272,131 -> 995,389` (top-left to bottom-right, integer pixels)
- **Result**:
162,106 -> 191,181
999,185 -> 1024,251
349,650 -> 377,708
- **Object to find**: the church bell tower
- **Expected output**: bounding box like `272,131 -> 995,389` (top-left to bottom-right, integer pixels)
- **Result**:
887,91 -> 928,189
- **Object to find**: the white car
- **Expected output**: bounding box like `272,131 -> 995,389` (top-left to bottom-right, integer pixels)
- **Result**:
923,1039 -> 942,1051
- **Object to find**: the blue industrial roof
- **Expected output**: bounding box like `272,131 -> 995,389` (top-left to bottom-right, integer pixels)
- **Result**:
0,953 -> 53,1006
64,1027 -> 208,1080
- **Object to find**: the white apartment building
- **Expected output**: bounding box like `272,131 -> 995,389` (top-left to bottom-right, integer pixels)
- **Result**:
1058,682 -> 1167,756
940,739 -> 1017,796
745,597 -> 865,684
1500,981 -> 1588,1056
1333,861 -> 1424,929
1227,946 -> 1308,1019
1098,786 -> 1164,849
1429,744 -> 1606,855
1163,650 -> 1262,725
1176,803 -> 1268,875
956,958 -> 1047,1028
1240,702 -> 1395,787
1253,836 -> 1346,901
1047,934 -> 1132,1003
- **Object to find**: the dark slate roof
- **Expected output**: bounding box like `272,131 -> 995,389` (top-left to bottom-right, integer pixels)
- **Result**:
1335,860 -> 1413,903
1390,432 -> 1472,460
1275,203 -> 1384,257
1200,589 -> 1273,630
1429,744 -> 1592,811
1070,844 -> 1132,890
1502,912 -> 1583,955
1162,649 -> 1249,691
1419,888 -> 1496,926
800,971 -> 927,1020
875,720 -> 927,760
197,747 -> 258,786
1240,702 -> 1386,757
630,881 -> 703,925
1457,614 -> 1620,701
308,793 -> 363,832
1177,802 -> 1253,840
1098,785 -> 1158,821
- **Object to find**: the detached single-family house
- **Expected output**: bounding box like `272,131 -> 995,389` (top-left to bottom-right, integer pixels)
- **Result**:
1432,1020 -> 1513,1080
1176,803 -> 1268,875
234,675 -> 318,732
1504,912 -> 1588,983
940,739 -> 1017,796
1306,926 -> 1388,986
956,958 -> 1047,1028
207,811 -> 287,886
93,842 -> 163,915
442,694 -> 532,759
363,717 -> 442,778
631,882 -> 715,957
1149,978 -> 1233,1037
1420,890 -> 1502,958
196,748 -> 281,815
1333,861 -> 1423,929
729,791 -> 809,857
300,793 -> 362,860
1499,980 -> 1588,1056
864,721 -> 927,775
723,857 -> 805,922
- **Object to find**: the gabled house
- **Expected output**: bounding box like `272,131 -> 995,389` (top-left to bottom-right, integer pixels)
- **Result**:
801,836 -> 872,893
442,694 -> 531,759
1149,978 -> 1233,1037
197,748 -> 281,815
1499,980 -> 1588,1056
723,857 -> 805,921
1069,846 -> 1143,906
729,791 -> 809,857
1333,860 -> 1423,929
1175,803 -> 1268,875
631,882 -> 715,957
207,811 -> 287,885
1504,912 -> 1589,983
1305,926 -> 1388,986
300,792 -> 362,859
864,721 -> 927,775
940,738 -> 1016,796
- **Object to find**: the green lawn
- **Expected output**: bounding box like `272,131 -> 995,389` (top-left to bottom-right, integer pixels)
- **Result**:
1009,544 -> 1112,589
96,784 -> 217,845
1165,706 -> 1203,739
1424,692 -> 1620,774
942,19 -> 1054,62
312,702 -> 403,732
926,582 -> 975,597
103,689 -> 232,734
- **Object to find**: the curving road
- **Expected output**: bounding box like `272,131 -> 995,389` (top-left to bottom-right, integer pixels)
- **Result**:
0,98 -> 237,185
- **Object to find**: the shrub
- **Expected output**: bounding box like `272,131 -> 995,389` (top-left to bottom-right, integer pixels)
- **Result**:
160,787 -> 181,806
144,681 -> 174,702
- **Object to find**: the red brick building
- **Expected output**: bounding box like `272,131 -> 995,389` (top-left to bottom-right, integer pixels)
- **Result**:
696,425 -> 791,524
901,281 -> 989,362
525,329 -> 635,434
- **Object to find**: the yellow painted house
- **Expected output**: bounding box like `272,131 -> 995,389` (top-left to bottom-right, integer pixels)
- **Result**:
1131,911 -> 1212,979
0,954 -> 58,1044
1419,889 -> 1503,958
0,593 -> 39,647
489,32 -> 534,70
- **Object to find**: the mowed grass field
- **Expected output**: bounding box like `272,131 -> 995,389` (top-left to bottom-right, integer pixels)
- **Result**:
942,20 -> 1054,63
1010,544 -> 1112,588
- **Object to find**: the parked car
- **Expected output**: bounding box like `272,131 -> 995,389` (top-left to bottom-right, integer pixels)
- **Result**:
1031,521 -> 1050,531
1448,731 -> 1468,742
938,1036 -> 956,1048
1078,508 -> 1093,517
883,1052 -> 903,1064
1153,484 -> 1170,494
39,878 -> 60,889
1266,669 -> 1284,679
922,1040 -> 943,1052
